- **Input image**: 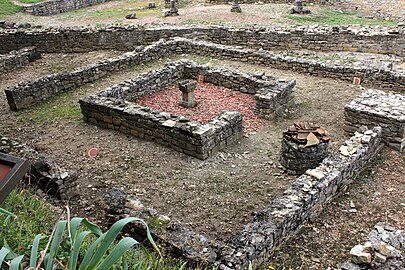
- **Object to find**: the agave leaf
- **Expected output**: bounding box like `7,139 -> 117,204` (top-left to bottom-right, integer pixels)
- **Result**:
68,231 -> 91,270
96,237 -> 137,270
45,220 -> 67,270
122,256 -> 128,270
29,234 -> 42,268
9,254 -> 24,270
78,232 -> 106,270
86,217 -> 140,269
3,240 -> 17,260
81,219 -> 103,237
0,246 -> 11,266
0,208 -> 17,218
69,217 -> 84,244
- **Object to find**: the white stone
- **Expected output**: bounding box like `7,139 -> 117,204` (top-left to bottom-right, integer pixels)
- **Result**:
350,245 -> 372,265
361,135 -> 371,144
162,119 -> 177,127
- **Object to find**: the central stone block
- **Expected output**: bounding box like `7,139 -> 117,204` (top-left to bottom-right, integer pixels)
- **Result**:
179,79 -> 197,108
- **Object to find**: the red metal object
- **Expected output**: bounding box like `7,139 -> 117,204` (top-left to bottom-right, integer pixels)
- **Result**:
0,153 -> 30,203
0,164 -> 12,181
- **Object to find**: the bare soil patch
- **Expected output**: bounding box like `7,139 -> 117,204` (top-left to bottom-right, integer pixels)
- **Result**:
0,51 -> 366,242
1,2 -> 309,27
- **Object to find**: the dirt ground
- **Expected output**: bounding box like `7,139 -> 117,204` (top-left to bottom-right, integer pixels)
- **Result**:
1,51 -> 365,241
2,2 -> 327,27
1,1 -> 404,268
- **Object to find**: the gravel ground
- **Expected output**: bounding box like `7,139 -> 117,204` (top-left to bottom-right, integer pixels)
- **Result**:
0,34 -> 403,268
137,82 -> 267,133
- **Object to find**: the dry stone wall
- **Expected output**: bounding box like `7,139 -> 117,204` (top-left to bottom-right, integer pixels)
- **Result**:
173,38 -> 405,92
79,60 -> 295,159
0,25 -> 403,56
23,0 -> 115,16
217,127 -> 383,269
4,40 -> 174,110
344,89 -> 405,152
119,127 -> 383,269
5,37 -> 403,111
0,47 -> 40,74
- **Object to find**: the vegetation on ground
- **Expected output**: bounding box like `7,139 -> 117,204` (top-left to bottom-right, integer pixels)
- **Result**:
0,188 -> 210,269
287,9 -> 397,26
0,0 -> 22,15
18,0 -> 44,4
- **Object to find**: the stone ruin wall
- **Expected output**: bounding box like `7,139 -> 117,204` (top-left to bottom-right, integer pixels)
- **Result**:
120,127 -> 383,269
79,60 -> 295,159
0,25 -> 403,56
23,0 -> 115,16
0,46 -> 40,74
4,38 -> 404,111
217,127 -> 383,269
344,89 -> 405,152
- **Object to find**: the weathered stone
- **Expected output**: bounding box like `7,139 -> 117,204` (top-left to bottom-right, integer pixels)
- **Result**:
103,187 -> 126,213
125,13 -> 137,19
350,245 -> 372,265
345,90 -> 405,152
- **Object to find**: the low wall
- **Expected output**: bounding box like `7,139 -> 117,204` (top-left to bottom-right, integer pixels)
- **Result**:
0,47 -> 40,74
344,90 -> 405,152
4,40 -> 174,110
174,38 -> 405,92
218,126 -> 382,269
0,25 -> 403,56
118,127 -> 383,268
80,60 -> 294,159
23,0 -> 115,16
5,38 -> 403,111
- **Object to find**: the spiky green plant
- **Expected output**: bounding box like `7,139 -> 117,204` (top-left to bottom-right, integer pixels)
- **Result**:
0,207 -> 159,269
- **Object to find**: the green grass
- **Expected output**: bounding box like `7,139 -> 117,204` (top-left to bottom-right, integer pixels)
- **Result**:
0,0 -> 23,16
0,189 -> 213,269
13,90 -> 82,125
62,0 -> 160,20
287,9 -> 397,26
0,189 -> 56,257
18,0 -> 44,3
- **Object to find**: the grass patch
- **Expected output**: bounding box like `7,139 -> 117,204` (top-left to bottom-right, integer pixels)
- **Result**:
18,0 -> 44,3
0,0 -> 23,16
13,90 -> 82,125
287,9 -> 397,26
0,188 -> 56,257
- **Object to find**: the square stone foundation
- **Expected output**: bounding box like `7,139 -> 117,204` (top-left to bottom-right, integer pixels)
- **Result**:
80,60 -> 295,159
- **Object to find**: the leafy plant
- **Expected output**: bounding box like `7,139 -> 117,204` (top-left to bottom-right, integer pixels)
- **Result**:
0,206 -> 160,269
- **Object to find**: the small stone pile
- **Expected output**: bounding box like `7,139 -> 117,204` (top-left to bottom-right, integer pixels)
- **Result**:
280,122 -> 330,174
164,0 -> 179,17
290,0 -> 311,14
230,0 -> 242,13
338,223 -> 404,269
